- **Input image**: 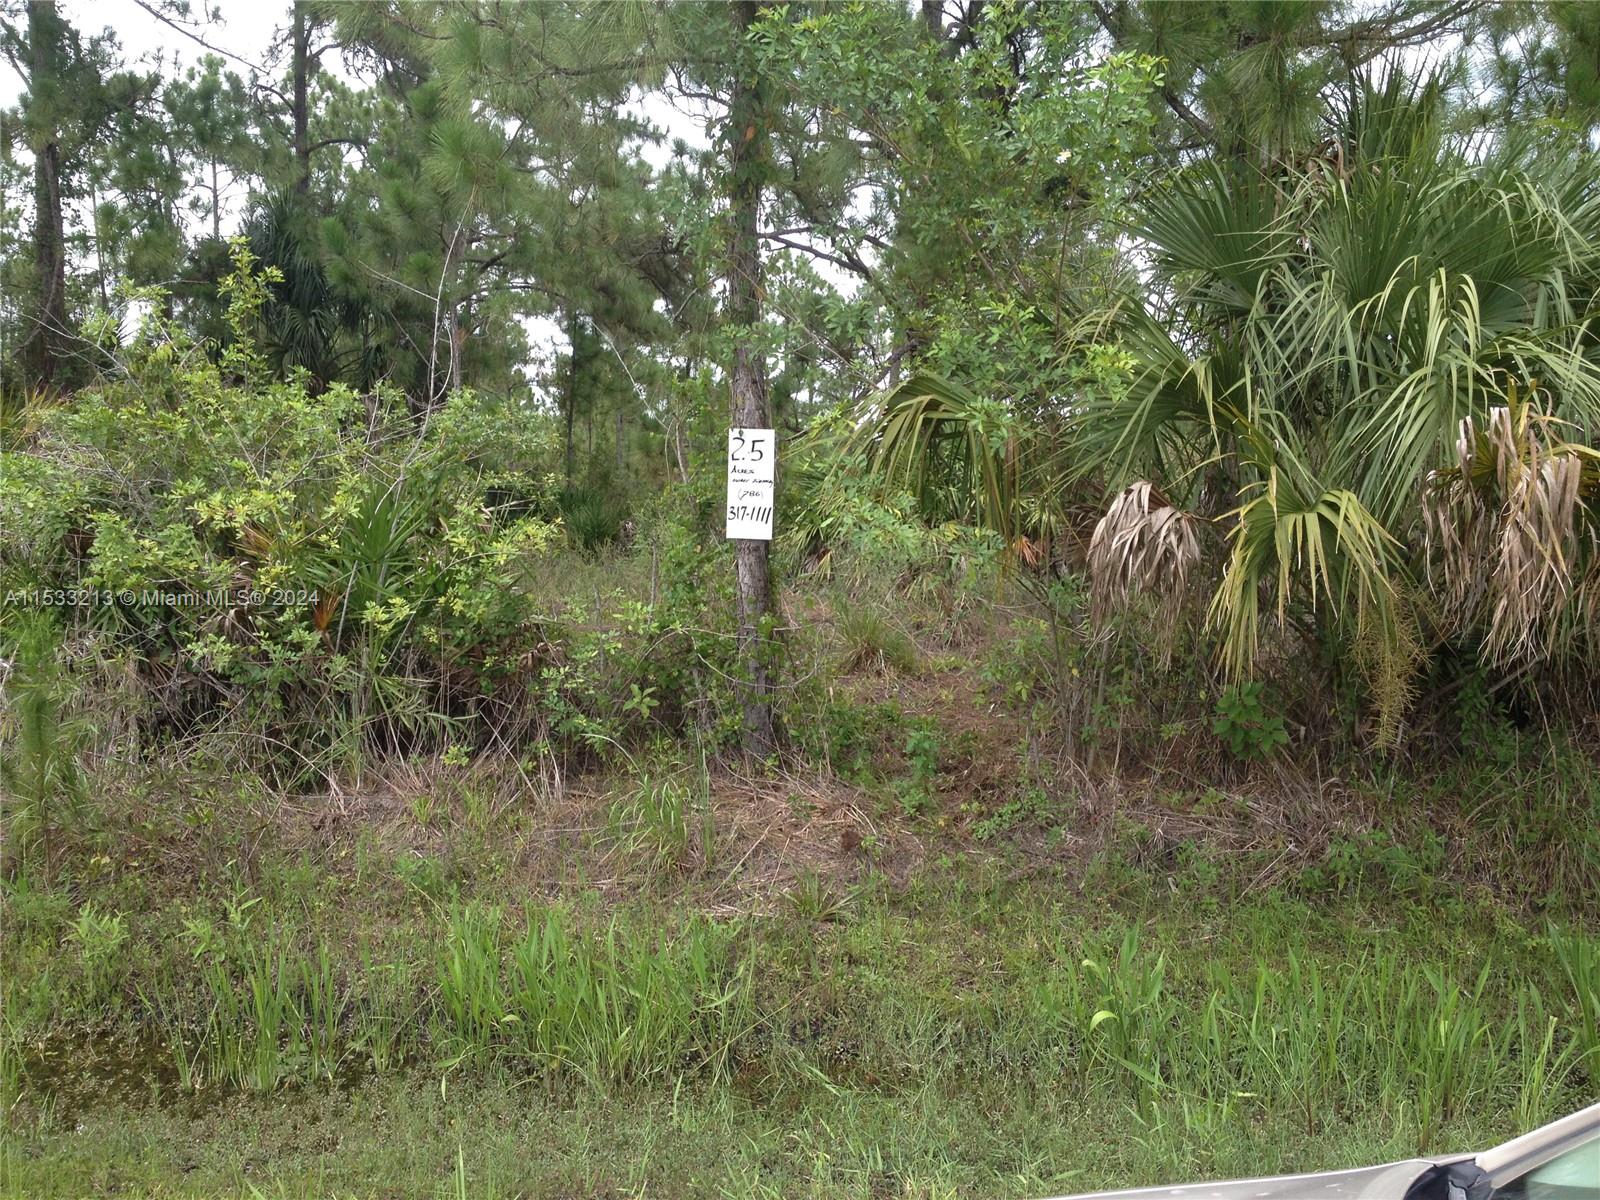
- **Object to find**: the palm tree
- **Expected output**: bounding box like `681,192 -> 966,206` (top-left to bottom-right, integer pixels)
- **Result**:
858,74 -> 1600,739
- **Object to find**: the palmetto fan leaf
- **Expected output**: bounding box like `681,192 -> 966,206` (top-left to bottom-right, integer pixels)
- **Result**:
1098,72 -> 1600,707
848,372 -> 1024,543
1130,159 -> 1294,315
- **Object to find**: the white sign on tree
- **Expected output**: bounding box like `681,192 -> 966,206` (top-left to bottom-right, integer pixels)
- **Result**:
726,427 -> 775,540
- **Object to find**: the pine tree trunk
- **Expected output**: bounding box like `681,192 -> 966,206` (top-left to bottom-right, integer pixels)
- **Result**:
564,308 -> 577,483
90,174 -> 107,309
726,0 -> 776,758
24,1 -> 70,389
292,3 -> 310,195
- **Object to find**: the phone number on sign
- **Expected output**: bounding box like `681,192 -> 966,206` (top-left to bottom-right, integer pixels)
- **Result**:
3,588 -> 320,608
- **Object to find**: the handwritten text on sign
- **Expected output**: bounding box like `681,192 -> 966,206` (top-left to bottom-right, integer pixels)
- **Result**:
726,427 -> 775,540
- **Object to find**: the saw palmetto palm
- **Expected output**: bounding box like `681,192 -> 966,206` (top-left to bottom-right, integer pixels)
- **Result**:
855,73 -> 1600,737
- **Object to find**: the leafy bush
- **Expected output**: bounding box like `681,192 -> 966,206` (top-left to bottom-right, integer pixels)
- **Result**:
0,244 -> 583,770
1212,683 -> 1289,761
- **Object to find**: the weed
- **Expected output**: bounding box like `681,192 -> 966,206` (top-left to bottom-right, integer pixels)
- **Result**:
0,615 -> 90,881
896,717 -> 942,816
1512,986 -> 1579,1130
609,766 -> 713,870
396,854 -> 453,902
410,791 -> 437,828
795,698 -> 902,781
784,870 -> 854,924
1307,828 -> 1445,901
557,485 -> 627,554
68,903 -> 129,1008
973,785 -> 1052,841
837,607 -> 919,675
1212,683 -> 1288,760
1549,926 -> 1600,1082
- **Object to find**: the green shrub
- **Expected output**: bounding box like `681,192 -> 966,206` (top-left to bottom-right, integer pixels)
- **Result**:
0,244 -> 568,769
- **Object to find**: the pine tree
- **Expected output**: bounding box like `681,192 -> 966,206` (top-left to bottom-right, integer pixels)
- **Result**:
725,0 -> 777,756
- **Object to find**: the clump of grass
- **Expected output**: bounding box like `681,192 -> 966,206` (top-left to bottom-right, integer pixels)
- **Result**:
783,870 -> 855,924
556,485 -> 627,554
68,903 -> 129,1009
351,953 -> 421,1075
836,607 -> 919,674
1549,925 -> 1600,1082
608,763 -> 714,870
1512,984 -> 1581,1130
147,917 -> 354,1093
435,902 -> 751,1086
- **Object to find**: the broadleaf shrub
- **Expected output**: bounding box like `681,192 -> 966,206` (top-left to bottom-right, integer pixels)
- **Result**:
0,244 -> 737,773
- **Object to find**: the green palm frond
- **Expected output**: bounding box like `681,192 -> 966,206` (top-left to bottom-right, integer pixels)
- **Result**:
849,372 -> 1023,542
1132,159 -> 1294,316
1210,470 -> 1404,677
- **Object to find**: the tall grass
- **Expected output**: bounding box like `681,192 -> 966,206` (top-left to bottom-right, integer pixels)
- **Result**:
20,884 -> 1596,1150
836,606 -> 920,674
146,929 -> 354,1092
438,903 -> 751,1086
608,765 -> 715,870
942,927 -> 1593,1152
0,615 -> 89,881
1550,926 -> 1600,1081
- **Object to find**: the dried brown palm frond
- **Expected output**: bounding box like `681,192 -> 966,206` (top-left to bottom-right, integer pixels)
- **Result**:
1422,386 -> 1600,669
1088,481 -> 1203,627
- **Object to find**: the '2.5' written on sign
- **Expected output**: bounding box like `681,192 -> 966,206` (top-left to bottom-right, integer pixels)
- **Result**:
726,427 -> 775,540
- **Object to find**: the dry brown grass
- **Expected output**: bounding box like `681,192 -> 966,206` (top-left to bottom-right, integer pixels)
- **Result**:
247,751 -> 927,917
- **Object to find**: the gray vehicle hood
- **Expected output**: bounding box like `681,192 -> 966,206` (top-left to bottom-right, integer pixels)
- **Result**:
1046,1156 -> 1461,1200
1047,1100 -> 1600,1200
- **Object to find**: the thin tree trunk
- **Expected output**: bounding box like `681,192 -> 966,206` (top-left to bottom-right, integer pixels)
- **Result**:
23,1 -> 70,388
211,157 -> 221,241
292,2 -> 310,195
28,128 -> 67,384
448,309 -> 463,393
727,0 -> 776,758
564,308 -> 578,483
90,174 -> 107,310
672,357 -> 691,486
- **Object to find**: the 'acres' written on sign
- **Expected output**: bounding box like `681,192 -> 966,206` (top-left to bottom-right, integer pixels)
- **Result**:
726,427 -> 775,540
